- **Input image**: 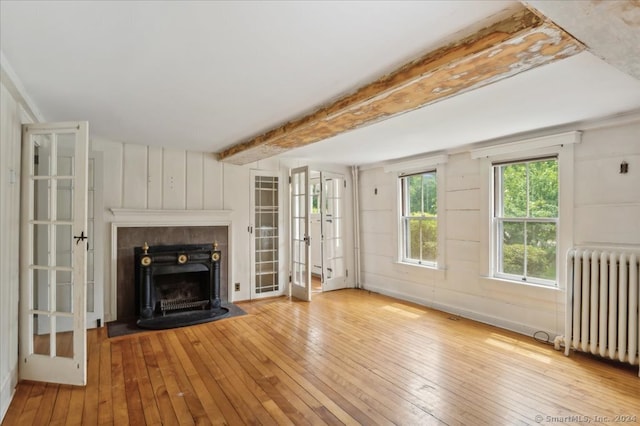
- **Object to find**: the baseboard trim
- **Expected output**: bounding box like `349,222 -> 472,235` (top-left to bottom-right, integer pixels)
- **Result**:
363,284 -> 557,341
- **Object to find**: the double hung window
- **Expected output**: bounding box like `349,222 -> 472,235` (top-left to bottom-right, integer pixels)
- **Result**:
400,171 -> 437,266
493,157 -> 558,285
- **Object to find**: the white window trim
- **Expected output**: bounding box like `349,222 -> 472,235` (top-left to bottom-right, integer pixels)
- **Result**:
476,133 -> 578,289
388,154 -> 447,271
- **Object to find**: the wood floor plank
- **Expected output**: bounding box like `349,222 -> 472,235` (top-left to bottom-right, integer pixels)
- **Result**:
180,327 -> 245,425
1,382 -> 34,425
147,332 -> 196,425
227,316 -> 395,425
157,332 -> 210,426
120,339 -> 146,426
261,296 -> 519,424
169,331 -> 228,425
109,341 -> 130,425
82,329 -> 100,426
130,338 -> 163,426
17,382 -> 46,425
4,289 -> 640,426
211,321 -> 315,425
139,335 -> 181,426
208,322 -> 315,425
189,323 -> 278,425
97,338 -> 114,426
31,383 -> 57,426
65,384 -> 86,425
48,385 -> 72,426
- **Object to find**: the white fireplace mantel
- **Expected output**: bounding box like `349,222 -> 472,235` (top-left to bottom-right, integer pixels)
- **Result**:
109,208 -> 233,225
106,209 -> 234,322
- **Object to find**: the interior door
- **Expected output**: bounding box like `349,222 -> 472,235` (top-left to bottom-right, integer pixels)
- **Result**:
20,122 -> 88,385
290,166 -> 311,301
250,170 -> 282,299
322,173 -> 347,291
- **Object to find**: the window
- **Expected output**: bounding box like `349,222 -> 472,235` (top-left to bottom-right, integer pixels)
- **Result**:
310,180 -> 321,214
493,157 -> 558,285
400,171 -> 437,266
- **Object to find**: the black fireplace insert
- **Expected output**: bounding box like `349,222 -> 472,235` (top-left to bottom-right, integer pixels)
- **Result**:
134,242 -> 228,329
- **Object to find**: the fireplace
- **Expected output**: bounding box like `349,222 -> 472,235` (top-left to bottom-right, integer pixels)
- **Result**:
135,242 -> 228,329
113,222 -> 229,323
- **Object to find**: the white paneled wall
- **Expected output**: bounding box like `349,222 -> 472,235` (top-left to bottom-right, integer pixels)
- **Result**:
100,143 -> 229,213
162,148 -> 187,209
574,121 -> 640,245
92,139 -> 262,320
122,144 -> 147,209
359,119 -> 640,338
0,81 -> 28,421
147,146 -> 163,209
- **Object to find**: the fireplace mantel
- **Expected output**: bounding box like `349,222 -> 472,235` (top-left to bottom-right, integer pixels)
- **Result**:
109,208 -> 233,225
107,209 -> 233,322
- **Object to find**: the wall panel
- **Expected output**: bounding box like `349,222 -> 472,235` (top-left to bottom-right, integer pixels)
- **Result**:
147,146 -> 163,209
0,81 -> 25,421
203,153 -> 223,209
162,149 -> 186,209
446,188 -> 480,211
222,163 -> 250,300
122,144 -> 148,209
186,151 -> 204,210
574,155 -> 640,206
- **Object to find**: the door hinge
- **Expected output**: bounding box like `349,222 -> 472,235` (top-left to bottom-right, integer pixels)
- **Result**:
289,176 -> 292,184
346,269 -> 348,277
289,274 -> 292,283
344,180 -> 346,188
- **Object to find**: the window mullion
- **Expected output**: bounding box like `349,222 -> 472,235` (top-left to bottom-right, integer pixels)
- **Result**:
419,218 -> 423,263
523,221 -> 528,280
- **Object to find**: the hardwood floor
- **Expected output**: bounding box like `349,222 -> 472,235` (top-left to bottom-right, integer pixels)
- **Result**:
3,289 -> 639,425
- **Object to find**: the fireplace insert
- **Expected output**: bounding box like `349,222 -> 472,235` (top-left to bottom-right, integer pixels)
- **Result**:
134,242 -> 228,329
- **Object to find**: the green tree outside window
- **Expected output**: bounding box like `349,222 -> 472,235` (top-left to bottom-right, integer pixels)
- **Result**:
496,158 -> 558,283
401,172 -> 437,265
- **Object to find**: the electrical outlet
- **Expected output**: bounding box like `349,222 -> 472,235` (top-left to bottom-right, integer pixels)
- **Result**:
234,282 -> 240,291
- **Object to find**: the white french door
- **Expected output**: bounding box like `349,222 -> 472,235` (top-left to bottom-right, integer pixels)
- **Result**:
321,173 -> 347,291
20,122 -> 88,385
250,170 -> 283,299
290,166 -> 311,301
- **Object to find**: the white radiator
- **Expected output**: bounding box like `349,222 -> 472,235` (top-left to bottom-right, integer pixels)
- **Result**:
559,248 -> 640,376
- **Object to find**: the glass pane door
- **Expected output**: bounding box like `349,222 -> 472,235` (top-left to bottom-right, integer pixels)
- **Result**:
20,122 -> 88,385
290,166 -> 311,301
252,173 -> 280,297
322,173 -> 347,291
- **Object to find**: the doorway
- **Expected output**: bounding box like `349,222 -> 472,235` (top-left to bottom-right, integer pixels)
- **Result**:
291,168 -> 347,300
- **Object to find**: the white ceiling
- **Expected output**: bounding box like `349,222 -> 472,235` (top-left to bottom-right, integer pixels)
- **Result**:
2,1 -> 640,166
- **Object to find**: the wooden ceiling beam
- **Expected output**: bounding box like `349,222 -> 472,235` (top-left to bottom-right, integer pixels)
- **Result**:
217,6 -> 584,165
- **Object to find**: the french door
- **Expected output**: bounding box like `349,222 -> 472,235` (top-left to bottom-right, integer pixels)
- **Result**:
290,166 -> 311,301
321,173 -> 347,291
250,170 -> 283,299
20,122 -> 88,385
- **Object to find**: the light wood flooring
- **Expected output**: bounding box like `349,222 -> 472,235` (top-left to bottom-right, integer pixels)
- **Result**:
3,289 -> 639,425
